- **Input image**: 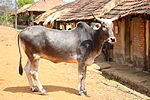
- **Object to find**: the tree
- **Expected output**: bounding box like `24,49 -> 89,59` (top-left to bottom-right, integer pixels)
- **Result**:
0,0 -> 14,25
17,0 -> 34,8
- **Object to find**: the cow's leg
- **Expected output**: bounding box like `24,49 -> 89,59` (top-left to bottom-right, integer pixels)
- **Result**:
30,58 -> 47,95
24,60 -> 38,92
78,64 -> 87,96
81,66 -> 87,94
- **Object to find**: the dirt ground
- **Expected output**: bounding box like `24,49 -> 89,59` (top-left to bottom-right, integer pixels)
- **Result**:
0,26 -> 149,100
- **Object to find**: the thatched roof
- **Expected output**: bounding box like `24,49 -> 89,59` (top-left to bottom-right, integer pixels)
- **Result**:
35,0 -> 125,24
93,0 -> 125,17
18,4 -> 32,13
101,0 -> 150,20
35,9 -> 56,24
34,0 -> 77,24
26,0 -> 66,12
11,4 -> 32,16
56,0 -> 111,21
15,0 -> 66,15
43,9 -> 71,25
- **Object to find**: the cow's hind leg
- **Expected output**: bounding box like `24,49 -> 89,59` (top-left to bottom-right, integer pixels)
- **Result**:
24,60 -> 38,92
29,58 -> 47,95
78,64 -> 87,96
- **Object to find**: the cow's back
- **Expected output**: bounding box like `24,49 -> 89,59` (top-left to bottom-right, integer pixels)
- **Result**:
19,26 -> 79,63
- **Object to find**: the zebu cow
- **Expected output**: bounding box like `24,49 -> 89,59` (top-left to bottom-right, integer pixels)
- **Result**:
18,17 -> 116,95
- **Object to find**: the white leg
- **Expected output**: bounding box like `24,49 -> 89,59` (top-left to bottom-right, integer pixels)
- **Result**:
78,65 -> 87,96
24,60 -> 37,92
30,59 -> 47,95
31,71 -> 46,94
81,66 -> 87,92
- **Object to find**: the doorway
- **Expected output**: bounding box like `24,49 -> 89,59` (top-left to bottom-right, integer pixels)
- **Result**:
125,17 -> 133,63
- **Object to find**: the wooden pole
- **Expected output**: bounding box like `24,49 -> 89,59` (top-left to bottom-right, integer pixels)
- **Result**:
145,20 -> 150,72
30,11 -> 34,26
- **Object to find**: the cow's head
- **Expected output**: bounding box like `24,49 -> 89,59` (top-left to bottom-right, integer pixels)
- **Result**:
92,15 -> 116,44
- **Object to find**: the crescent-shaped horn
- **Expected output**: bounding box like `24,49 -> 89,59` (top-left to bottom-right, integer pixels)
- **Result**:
92,13 -> 103,22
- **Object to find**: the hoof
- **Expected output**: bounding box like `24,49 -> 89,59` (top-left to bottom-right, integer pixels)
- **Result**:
79,90 -> 87,96
40,89 -> 47,95
31,87 -> 38,92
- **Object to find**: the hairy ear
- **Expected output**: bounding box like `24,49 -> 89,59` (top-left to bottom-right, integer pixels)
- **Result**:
93,23 -> 101,30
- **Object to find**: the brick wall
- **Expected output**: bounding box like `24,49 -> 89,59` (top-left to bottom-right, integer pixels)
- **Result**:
113,17 -> 146,69
113,20 -> 126,64
132,17 -> 145,68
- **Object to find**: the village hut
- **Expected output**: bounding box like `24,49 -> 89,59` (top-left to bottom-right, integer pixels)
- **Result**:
101,0 -> 150,72
13,0 -> 66,28
35,0 -> 124,30
34,0 -> 78,28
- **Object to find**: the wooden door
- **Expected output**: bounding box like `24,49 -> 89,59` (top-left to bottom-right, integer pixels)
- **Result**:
125,17 -> 133,63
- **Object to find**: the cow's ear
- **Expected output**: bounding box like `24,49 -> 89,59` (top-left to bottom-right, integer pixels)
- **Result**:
93,23 -> 101,30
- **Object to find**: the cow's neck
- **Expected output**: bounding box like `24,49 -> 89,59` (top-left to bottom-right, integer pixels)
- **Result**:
92,30 -> 104,55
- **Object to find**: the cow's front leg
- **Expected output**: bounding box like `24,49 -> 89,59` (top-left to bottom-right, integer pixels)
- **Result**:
78,64 -> 87,96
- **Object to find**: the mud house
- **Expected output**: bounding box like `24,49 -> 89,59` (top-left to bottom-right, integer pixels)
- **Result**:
102,0 -> 150,72
12,0 -> 65,28
35,0 -> 123,29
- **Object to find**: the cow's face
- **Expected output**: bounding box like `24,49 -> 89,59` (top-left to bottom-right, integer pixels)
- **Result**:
93,15 -> 116,44
100,19 -> 116,43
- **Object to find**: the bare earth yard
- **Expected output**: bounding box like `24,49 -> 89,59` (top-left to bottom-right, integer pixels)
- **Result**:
0,26 -> 149,100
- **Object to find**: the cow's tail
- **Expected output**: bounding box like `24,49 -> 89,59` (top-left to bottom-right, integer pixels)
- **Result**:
18,34 -> 23,76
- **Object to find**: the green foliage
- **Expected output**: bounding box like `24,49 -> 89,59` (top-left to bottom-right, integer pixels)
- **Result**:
17,0 -> 34,8
7,15 -> 14,23
0,16 -> 5,23
0,15 -> 14,25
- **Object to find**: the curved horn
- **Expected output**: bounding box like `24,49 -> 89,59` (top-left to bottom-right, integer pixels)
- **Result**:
92,13 -> 103,22
111,16 -> 119,21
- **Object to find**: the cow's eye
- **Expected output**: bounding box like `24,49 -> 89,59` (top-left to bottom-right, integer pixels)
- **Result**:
102,26 -> 107,31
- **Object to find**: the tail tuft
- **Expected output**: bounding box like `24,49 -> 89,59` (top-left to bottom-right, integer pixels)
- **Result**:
19,59 -> 23,75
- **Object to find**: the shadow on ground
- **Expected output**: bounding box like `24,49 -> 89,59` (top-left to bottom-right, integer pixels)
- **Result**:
3,85 -> 79,95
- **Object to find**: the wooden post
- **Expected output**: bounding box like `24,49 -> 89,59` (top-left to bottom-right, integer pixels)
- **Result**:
61,24 -> 64,30
30,11 -> 34,26
149,20 -> 150,72
145,20 -> 150,71
62,22 -> 66,30
55,21 -> 59,29
71,23 -> 76,28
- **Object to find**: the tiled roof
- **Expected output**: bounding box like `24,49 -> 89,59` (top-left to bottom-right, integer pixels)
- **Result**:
101,0 -> 150,20
35,0 -> 125,24
26,0 -> 66,12
36,0 -> 150,24
56,0 -> 111,21
35,0 -> 79,23
16,0 -> 66,15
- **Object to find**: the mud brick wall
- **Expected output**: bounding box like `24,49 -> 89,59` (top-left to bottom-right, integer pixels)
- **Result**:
113,17 -> 146,69
113,20 -> 126,64
132,17 -> 145,68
